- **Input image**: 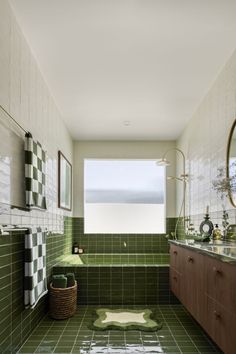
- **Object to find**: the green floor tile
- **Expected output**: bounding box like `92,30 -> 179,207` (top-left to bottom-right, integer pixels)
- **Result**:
17,305 -> 222,354
18,347 -> 38,353
54,348 -> 74,353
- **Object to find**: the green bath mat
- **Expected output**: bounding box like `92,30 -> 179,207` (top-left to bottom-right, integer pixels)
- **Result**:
90,308 -> 162,332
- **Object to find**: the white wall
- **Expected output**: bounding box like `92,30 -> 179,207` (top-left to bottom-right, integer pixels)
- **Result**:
177,49 -> 236,224
0,0 -> 73,231
73,140 -> 176,217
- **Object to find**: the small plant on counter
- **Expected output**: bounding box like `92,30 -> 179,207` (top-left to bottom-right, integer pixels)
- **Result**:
212,162 -> 236,203
212,164 -> 236,240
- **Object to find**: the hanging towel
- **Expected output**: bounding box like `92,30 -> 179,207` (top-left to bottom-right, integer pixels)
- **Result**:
24,227 -> 48,309
25,132 -> 47,209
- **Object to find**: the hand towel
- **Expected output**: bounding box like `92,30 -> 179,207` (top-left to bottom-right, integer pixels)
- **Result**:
25,132 -> 47,209
24,227 -> 48,309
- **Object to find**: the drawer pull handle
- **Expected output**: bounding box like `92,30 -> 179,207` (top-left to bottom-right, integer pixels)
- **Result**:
173,251 -> 178,255
214,310 -> 221,320
188,256 -> 194,263
213,267 -> 222,275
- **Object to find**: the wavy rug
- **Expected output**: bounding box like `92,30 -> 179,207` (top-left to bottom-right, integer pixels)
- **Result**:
90,308 -> 162,332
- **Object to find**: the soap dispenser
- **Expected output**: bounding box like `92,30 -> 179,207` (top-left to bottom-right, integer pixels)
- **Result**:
72,242 -> 79,254
212,224 -> 222,240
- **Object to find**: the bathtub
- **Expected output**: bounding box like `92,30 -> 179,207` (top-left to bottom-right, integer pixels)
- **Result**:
53,253 -> 177,305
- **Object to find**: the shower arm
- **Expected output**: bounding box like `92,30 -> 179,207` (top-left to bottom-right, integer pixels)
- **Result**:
162,147 -> 187,180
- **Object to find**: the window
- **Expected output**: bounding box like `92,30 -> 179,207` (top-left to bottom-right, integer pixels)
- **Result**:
84,159 -> 166,234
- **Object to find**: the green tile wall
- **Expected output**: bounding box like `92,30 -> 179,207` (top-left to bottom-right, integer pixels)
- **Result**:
0,216 -> 73,353
53,217 -> 178,306
53,265 -> 178,305
72,217 -> 176,253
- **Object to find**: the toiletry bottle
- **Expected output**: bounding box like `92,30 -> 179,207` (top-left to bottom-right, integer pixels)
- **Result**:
212,224 -> 222,240
72,242 -> 79,254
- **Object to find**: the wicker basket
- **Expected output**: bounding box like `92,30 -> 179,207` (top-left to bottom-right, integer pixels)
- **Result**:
49,281 -> 77,319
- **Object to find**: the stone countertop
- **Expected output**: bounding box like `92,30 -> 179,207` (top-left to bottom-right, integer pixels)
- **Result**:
169,239 -> 236,265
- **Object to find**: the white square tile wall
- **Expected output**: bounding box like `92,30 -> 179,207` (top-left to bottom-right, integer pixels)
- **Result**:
0,0 -> 73,231
177,50 -> 236,227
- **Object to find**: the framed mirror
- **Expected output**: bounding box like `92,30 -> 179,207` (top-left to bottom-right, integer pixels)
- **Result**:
227,119 -> 236,207
58,151 -> 72,211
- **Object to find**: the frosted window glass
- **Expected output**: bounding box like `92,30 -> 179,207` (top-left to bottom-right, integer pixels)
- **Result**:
84,159 -> 166,234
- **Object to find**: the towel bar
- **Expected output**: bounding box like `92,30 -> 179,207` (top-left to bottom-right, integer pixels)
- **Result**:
46,230 -> 64,236
0,227 -> 28,235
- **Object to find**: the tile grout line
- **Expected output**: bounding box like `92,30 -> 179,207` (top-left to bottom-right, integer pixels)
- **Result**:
52,314 -> 70,353
170,305 -> 202,354
159,306 -> 183,354
70,307 -> 88,353
33,319 -> 56,354
17,312 -> 49,353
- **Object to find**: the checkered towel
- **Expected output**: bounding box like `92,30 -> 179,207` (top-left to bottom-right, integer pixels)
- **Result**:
24,227 -> 48,309
25,132 -> 46,209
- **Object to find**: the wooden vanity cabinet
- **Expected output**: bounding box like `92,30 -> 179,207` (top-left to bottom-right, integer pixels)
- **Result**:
169,245 -> 205,325
206,295 -> 236,353
181,248 -> 205,325
170,244 -> 182,271
169,244 -> 184,302
205,256 -> 236,314
170,243 -> 236,354
169,267 -> 181,300
204,257 -> 236,354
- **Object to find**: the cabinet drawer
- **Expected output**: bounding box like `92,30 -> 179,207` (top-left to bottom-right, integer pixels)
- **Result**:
205,256 -> 236,313
205,295 -> 236,354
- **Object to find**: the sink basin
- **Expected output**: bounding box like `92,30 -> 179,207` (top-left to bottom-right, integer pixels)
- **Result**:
203,240 -> 236,247
207,245 -> 236,248
202,245 -> 236,258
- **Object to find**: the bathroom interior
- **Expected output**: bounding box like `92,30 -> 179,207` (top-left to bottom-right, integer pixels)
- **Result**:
0,0 -> 236,353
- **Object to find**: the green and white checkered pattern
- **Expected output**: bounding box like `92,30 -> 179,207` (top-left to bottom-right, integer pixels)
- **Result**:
25,132 -> 46,209
24,227 -> 48,309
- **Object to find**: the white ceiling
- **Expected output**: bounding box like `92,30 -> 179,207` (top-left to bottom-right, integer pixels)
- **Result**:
9,0 -> 236,140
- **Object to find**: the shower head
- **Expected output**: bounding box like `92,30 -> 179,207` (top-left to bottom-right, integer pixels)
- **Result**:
156,158 -> 171,166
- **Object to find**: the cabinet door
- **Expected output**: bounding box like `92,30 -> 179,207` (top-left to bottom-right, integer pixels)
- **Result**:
170,267 -> 182,300
206,295 -> 236,354
205,256 -> 236,314
170,244 -> 181,272
182,248 -> 206,325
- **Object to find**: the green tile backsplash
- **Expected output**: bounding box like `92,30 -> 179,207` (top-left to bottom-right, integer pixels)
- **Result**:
0,216 -> 73,353
72,217 -> 176,253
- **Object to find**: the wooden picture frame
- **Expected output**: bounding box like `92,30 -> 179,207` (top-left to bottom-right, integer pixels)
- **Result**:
58,151 -> 72,211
